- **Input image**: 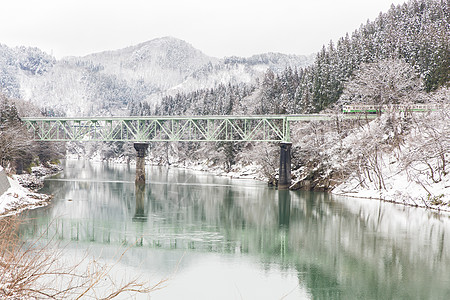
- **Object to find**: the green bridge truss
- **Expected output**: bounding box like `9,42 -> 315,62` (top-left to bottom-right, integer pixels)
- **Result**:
22,114 -> 369,143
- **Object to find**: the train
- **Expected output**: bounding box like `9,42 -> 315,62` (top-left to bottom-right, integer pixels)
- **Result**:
342,104 -> 437,114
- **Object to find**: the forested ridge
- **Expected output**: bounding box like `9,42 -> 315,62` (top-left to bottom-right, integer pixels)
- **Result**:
150,0 -> 448,117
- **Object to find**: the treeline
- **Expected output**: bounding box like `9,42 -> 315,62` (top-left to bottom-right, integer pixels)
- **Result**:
257,0 -> 448,114
0,94 -> 63,174
130,83 -> 256,116
83,72 -> 155,115
145,0 -> 448,117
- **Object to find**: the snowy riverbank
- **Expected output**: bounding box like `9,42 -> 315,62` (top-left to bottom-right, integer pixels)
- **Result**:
73,149 -> 450,214
0,165 -> 62,216
70,152 -> 268,181
331,112 -> 450,212
169,154 -> 450,212
333,169 -> 450,212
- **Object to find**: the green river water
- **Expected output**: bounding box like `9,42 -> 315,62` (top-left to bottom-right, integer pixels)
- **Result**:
19,160 -> 450,299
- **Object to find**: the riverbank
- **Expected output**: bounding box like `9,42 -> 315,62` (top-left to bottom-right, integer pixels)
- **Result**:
278,107 -> 450,213
75,151 -> 450,214
332,156 -> 450,212
0,164 -> 61,216
70,152 -> 268,181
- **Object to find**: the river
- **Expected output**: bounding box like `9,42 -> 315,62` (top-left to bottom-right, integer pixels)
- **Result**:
19,160 -> 450,299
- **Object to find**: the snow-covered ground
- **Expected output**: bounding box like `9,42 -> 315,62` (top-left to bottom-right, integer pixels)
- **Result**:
0,165 -> 61,216
332,111 -> 450,212
71,150 -> 268,182
332,154 -> 450,212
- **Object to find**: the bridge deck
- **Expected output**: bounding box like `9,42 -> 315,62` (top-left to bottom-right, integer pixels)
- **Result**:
22,114 -> 374,143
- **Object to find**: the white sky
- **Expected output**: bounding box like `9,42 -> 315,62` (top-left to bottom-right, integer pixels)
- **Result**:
0,0 -> 407,59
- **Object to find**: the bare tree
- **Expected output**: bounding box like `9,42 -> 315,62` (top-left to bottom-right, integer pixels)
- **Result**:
401,108 -> 450,185
0,118 -> 33,171
0,216 -> 167,299
0,94 -> 64,172
339,58 -> 425,108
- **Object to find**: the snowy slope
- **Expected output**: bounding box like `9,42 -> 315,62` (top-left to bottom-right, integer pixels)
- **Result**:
0,37 -> 313,116
82,37 -> 218,89
332,110 -> 450,211
0,175 -> 50,216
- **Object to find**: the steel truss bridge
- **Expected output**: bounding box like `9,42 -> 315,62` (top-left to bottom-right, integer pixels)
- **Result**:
22,114 -> 369,143
21,114 -> 375,188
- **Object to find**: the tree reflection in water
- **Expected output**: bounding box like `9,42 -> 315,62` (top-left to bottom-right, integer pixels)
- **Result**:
19,160 -> 450,300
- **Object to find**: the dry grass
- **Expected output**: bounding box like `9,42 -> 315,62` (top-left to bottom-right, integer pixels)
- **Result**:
0,215 -> 167,299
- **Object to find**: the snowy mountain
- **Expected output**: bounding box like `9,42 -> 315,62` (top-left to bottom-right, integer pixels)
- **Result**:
0,44 -> 55,99
82,37 -> 219,90
0,37 -> 313,116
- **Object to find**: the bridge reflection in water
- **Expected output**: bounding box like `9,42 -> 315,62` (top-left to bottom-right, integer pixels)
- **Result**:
19,161 -> 450,300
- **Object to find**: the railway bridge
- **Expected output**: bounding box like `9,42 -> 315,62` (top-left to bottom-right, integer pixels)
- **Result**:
22,114 -> 372,189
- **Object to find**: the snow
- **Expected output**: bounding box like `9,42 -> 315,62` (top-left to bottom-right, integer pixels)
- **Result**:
94,153 -> 268,182
0,175 -> 51,216
3,37 -> 314,117
169,160 -> 266,181
0,165 -> 61,217
333,153 -> 450,212
332,110 -> 450,212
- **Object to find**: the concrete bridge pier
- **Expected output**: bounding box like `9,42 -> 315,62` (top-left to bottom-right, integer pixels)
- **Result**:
134,143 -> 149,184
278,142 -> 292,190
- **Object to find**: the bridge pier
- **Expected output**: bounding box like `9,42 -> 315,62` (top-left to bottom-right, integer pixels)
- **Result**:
134,143 -> 149,184
278,142 -> 292,190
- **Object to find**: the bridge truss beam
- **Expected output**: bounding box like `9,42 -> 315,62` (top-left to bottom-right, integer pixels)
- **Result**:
22,114 -> 373,143
22,116 -> 298,143
22,114 -> 372,189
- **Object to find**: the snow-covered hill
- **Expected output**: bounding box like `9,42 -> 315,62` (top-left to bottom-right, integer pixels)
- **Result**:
0,37 -> 313,116
82,37 -> 219,89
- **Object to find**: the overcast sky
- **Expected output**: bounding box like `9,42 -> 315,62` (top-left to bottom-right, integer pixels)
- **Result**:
1,0 -> 408,59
